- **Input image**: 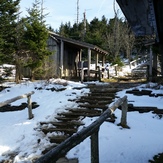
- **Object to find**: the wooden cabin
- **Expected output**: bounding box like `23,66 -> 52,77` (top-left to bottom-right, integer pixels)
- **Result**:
47,32 -> 108,81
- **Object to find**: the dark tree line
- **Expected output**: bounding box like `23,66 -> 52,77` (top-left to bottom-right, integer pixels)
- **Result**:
56,15 -> 147,66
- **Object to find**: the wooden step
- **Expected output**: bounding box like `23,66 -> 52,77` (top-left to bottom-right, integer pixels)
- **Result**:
88,92 -> 115,97
58,111 -> 101,117
79,104 -> 108,110
68,108 -> 101,114
40,121 -> 84,127
49,135 -> 68,143
55,116 -> 80,121
42,127 -> 77,134
90,88 -> 119,93
126,106 -> 158,113
126,89 -> 152,96
87,84 -> 111,88
76,99 -> 113,105
81,96 -> 113,100
67,109 -> 102,117
57,112 -> 80,118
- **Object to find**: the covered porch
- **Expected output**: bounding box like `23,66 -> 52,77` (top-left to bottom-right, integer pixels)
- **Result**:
49,32 -> 108,81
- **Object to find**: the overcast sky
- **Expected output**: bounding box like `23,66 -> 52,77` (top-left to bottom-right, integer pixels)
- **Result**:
20,0 -> 122,30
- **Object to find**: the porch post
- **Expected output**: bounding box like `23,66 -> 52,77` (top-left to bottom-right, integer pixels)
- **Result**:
149,45 -> 153,81
79,49 -> 82,62
88,48 -> 91,79
60,40 -> 64,78
95,53 -> 99,79
152,47 -> 158,79
95,53 -> 99,70
102,55 -> 105,67
159,43 -> 163,76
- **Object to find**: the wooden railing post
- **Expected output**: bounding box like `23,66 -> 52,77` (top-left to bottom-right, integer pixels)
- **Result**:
27,95 -> 33,119
81,61 -> 84,83
91,128 -> 99,163
120,97 -> 128,128
115,64 -> 118,76
107,69 -> 110,79
98,67 -> 101,82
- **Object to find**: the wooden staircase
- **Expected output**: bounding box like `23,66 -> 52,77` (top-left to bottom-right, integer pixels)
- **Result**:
38,83 -> 119,158
36,82 -> 163,163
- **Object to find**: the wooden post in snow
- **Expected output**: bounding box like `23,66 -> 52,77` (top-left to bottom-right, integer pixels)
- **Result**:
120,97 -> 128,127
91,128 -> 99,163
81,61 -> 84,83
27,94 -> 34,119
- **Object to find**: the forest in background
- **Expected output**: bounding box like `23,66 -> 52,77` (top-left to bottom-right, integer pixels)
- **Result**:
54,14 -> 149,66
0,0 -> 153,83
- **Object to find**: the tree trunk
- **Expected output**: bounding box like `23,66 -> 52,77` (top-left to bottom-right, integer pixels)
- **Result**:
15,60 -> 22,84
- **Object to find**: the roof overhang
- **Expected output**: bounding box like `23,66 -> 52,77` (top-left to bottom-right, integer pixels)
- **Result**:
49,32 -> 108,55
116,0 -> 159,43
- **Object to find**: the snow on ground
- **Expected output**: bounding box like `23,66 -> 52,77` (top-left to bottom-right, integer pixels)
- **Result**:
0,79 -> 163,163
67,82 -> 163,163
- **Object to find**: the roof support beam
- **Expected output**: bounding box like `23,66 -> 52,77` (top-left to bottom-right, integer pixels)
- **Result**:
60,40 -> 64,78
95,53 -> 99,70
159,44 -> 163,76
87,48 -> 91,78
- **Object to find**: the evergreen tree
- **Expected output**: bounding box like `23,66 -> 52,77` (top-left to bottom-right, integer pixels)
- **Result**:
14,17 -> 27,83
23,0 -> 51,80
0,0 -> 20,64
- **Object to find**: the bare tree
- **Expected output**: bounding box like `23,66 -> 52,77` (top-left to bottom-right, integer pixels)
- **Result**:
106,10 -> 124,64
122,22 -> 135,64
107,0 -> 135,65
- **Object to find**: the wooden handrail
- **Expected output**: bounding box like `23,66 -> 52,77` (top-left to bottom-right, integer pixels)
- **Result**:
0,91 -> 35,119
35,95 -> 128,163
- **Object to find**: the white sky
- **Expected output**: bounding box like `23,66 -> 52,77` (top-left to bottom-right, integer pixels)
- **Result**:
19,0 -> 122,30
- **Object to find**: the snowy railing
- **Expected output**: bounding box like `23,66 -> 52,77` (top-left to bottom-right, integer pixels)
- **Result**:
108,55 -> 148,78
35,95 -> 128,163
0,91 -> 35,119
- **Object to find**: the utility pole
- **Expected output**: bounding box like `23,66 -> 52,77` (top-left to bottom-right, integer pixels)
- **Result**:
40,0 -> 45,24
77,0 -> 79,25
83,11 -> 86,37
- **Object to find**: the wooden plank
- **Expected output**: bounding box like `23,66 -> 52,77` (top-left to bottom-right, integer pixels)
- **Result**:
81,96 -> 113,100
40,121 -> 84,126
79,104 -> 108,110
57,112 -> 101,117
55,116 -> 80,121
76,99 -> 113,105
49,135 -> 68,144
42,128 -> 77,134
68,108 -> 101,114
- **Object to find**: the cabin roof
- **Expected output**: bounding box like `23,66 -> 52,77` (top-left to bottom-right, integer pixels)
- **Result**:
49,32 -> 109,55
